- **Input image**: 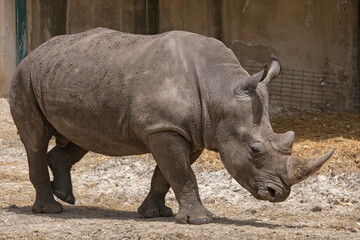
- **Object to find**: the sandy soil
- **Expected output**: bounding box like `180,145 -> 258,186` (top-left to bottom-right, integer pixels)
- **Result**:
0,98 -> 359,239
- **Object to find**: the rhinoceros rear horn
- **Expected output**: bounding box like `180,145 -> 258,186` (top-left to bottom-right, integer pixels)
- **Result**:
284,150 -> 334,185
262,58 -> 281,87
276,131 -> 295,153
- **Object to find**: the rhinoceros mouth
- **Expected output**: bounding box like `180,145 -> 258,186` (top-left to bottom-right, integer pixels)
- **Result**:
233,175 -> 290,202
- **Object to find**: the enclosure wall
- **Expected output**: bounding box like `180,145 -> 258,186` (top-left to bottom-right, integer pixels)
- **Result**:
25,0 -> 359,111
0,1 -> 16,98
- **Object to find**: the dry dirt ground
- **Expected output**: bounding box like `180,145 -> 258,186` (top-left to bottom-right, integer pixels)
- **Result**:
0,98 -> 359,239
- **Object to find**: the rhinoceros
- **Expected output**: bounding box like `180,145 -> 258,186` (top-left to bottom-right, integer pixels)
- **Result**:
9,28 -> 333,224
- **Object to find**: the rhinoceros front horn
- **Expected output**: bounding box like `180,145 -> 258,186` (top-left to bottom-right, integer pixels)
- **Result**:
284,150 -> 334,185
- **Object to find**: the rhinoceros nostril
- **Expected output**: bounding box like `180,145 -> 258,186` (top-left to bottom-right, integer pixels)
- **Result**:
267,187 -> 276,198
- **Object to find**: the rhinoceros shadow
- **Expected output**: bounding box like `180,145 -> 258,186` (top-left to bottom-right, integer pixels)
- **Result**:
213,216 -> 305,229
4,205 -> 305,229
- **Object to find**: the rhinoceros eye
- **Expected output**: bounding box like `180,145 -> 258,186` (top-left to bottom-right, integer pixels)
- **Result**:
250,147 -> 261,154
249,142 -> 264,155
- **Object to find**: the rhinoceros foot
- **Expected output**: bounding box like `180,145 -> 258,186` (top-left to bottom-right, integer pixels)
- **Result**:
47,143 -> 87,205
175,203 -> 213,225
51,181 -> 75,205
138,199 -> 173,218
32,199 -> 63,214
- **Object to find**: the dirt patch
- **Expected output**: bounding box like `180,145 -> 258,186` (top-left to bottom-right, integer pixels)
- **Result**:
0,99 -> 359,239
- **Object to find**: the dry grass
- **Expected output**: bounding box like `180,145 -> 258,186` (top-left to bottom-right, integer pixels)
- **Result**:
198,110 -> 360,174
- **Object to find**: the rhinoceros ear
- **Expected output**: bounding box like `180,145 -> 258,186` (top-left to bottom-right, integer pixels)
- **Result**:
242,64 -> 268,93
262,57 -> 281,87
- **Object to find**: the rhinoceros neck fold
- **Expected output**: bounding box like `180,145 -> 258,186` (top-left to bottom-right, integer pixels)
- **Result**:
194,49 -> 249,151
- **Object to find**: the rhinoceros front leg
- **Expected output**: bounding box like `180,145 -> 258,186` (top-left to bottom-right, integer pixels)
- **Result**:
147,132 -> 212,224
138,150 -> 203,218
48,141 -> 88,204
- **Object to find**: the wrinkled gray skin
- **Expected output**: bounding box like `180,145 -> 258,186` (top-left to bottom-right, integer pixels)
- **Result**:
9,28 -> 333,224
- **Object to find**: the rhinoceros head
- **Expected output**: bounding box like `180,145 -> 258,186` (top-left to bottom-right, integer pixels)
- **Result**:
216,58 -> 333,202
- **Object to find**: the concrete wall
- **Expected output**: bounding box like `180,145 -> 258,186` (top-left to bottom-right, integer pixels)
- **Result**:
22,0 -> 360,110
221,0 -> 358,110
158,0 -> 221,38
0,1 -> 16,98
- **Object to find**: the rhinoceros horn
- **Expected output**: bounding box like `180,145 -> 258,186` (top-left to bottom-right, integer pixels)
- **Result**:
284,150 -> 334,185
275,130 -> 295,153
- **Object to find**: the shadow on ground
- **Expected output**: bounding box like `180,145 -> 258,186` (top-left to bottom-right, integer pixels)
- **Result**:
3,205 -> 305,229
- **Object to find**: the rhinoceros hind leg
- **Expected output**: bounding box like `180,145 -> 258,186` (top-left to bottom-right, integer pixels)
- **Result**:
27,148 -> 63,214
32,197 -> 63,214
48,142 -> 88,205
54,132 -> 70,148
9,69 -> 62,214
146,132 -> 212,224
51,182 -> 75,205
138,150 -> 203,218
